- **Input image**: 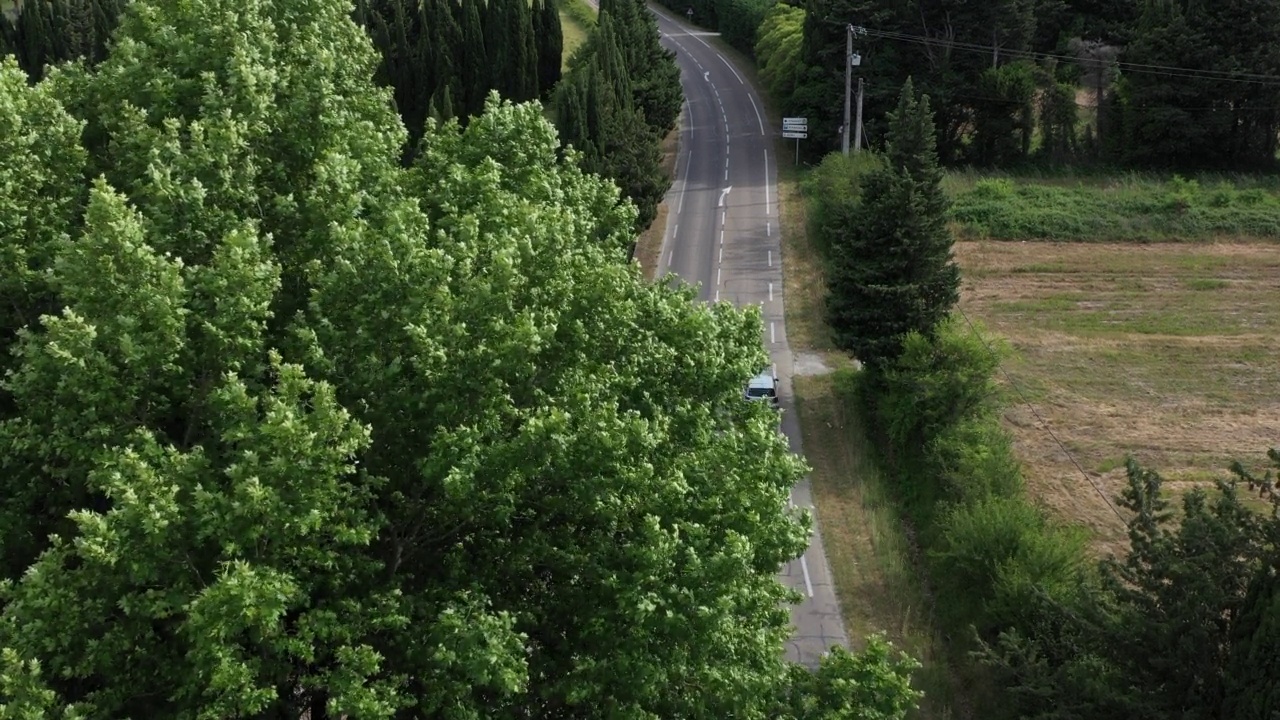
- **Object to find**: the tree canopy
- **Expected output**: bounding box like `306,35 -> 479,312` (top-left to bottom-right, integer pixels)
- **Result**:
0,0 -> 921,715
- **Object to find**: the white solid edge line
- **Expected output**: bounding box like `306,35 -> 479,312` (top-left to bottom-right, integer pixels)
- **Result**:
677,149 -> 692,213
748,94 -> 765,135
716,52 -> 744,83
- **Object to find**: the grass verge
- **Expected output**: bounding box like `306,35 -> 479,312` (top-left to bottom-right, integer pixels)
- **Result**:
560,0 -> 596,69
796,370 -> 961,718
957,240 -> 1280,555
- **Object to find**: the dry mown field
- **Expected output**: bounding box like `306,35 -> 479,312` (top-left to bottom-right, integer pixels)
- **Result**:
957,240 -> 1280,555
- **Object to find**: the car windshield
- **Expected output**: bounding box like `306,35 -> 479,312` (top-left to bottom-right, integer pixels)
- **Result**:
747,387 -> 774,398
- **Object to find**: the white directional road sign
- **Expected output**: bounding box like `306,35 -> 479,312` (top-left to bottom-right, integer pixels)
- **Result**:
782,130 -> 808,139
782,117 -> 808,131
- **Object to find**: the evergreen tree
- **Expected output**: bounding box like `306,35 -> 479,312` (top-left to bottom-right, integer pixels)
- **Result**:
483,0 -> 509,96
553,9 -> 667,232
533,0 -> 563,100
517,0 -> 538,100
826,79 -> 959,368
600,0 -> 681,134
456,0 -> 488,117
1116,0 -> 1280,169
1222,562 -> 1280,720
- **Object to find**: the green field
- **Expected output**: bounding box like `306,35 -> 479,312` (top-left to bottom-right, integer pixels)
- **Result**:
946,172 -> 1280,242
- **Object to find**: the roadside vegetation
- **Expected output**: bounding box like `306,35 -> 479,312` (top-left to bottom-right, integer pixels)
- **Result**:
800,73 -> 1280,720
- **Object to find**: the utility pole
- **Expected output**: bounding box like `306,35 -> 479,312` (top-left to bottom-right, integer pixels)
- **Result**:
853,77 -> 863,152
842,24 -> 853,156
842,25 -> 865,155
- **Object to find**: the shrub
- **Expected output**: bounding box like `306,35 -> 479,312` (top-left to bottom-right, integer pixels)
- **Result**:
872,317 -> 1003,457
931,495 -> 1089,638
804,151 -> 883,258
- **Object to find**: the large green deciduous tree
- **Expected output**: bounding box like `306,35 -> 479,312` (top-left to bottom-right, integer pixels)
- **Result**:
826,79 -> 959,369
0,0 -> 920,715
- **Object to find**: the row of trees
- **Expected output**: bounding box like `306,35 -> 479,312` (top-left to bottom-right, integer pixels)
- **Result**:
2,0 -> 684,231
0,0 -> 123,78
553,0 -> 682,231
1,0 -> 564,149
814,78 -> 1279,718
0,0 -> 927,715
753,0 -> 1280,169
355,0 -> 563,149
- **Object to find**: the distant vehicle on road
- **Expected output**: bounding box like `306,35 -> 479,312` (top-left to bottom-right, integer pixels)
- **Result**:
744,370 -> 779,407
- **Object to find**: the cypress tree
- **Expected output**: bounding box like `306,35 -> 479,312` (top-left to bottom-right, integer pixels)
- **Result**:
602,0 -> 680,134
484,0 -> 512,97
503,0 -> 536,101
534,0 -> 562,100
457,0 -> 487,117
0,12 -> 13,61
826,78 -> 959,368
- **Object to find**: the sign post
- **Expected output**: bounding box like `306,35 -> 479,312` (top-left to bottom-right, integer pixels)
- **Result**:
782,117 -> 808,165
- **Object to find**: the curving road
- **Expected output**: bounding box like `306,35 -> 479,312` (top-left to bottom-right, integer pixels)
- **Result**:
648,7 -> 849,668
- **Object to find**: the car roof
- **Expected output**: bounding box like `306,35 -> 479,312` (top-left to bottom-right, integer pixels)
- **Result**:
747,372 -> 775,390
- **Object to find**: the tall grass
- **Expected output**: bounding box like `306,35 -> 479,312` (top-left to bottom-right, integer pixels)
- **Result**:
948,174 -> 1280,242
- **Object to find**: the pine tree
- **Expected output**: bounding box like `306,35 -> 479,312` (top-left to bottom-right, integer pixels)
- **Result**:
533,0 -> 562,100
826,78 -> 959,368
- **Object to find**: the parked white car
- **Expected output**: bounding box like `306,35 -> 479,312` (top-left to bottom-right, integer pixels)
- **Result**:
744,370 -> 779,407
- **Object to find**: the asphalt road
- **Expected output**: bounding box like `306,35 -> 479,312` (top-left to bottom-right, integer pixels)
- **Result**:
648,7 -> 850,668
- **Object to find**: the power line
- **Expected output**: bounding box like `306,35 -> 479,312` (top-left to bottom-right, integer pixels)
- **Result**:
954,307 -> 1129,524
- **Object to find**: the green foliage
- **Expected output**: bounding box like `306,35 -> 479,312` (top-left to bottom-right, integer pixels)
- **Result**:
782,638 -> 922,720
978,455 -> 1280,720
870,318 -> 1002,459
969,61 -> 1036,166
754,3 -> 805,105
804,151 -> 883,258
534,0 -> 563,100
553,0 -> 678,231
0,0 -> 927,713
1116,0 -> 1280,169
1222,563 -> 1280,720
826,80 -> 959,368
599,0 -> 681,136
712,0 -> 773,56
356,0 -> 553,151
933,496 -> 1089,638
1035,61 -> 1079,165
949,173 -> 1280,241
0,0 -> 123,80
